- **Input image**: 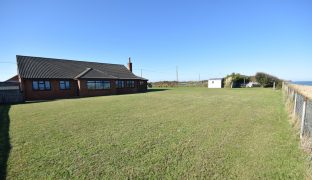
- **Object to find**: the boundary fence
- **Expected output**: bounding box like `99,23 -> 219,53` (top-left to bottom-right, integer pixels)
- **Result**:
0,82 -> 24,104
283,82 -> 312,139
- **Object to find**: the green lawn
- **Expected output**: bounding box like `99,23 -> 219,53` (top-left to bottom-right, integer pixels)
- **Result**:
0,88 -> 307,179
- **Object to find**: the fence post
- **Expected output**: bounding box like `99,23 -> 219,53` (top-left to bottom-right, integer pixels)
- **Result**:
293,92 -> 297,117
300,97 -> 307,139
273,81 -> 276,90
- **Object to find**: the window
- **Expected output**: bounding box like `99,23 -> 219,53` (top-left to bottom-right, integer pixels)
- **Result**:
212,81 -> 214,84
32,80 -> 51,90
139,81 -> 145,86
116,80 -> 125,88
96,82 -> 104,89
59,80 -> 70,90
103,81 -> 111,89
87,81 -> 111,90
126,80 -> 135,88
45,81 -> 51,90
87,81 -> 96,90
32,81 -> 38,90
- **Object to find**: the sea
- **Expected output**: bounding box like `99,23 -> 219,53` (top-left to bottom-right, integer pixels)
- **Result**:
293,81 -> 312,86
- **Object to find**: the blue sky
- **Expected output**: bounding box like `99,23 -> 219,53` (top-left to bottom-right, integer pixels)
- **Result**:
0,0 -> 311,82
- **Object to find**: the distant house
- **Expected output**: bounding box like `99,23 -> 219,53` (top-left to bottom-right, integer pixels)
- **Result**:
5,75 -> 19,83
246,81 -> 261,88
15,55 -> 148,101
208,78 -> 223,88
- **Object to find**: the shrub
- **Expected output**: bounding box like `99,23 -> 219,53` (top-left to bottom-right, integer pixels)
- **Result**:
255,72 -> 282,88
224,73 -> 250,88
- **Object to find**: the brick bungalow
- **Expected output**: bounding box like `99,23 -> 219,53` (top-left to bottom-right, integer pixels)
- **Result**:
16,55 -> 148,101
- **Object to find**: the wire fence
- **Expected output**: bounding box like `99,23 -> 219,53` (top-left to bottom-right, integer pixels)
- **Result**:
283,82 -> 312,139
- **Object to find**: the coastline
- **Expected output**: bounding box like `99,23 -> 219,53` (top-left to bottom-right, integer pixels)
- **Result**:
293,81 -> 312,86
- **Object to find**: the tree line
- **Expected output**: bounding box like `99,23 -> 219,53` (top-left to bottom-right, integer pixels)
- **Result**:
150,72 -> 283,88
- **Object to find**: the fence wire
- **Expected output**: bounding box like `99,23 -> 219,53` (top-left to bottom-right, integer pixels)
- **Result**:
284,82 -> 312,138
304,100 -> 312,137
295,94 -> 304,120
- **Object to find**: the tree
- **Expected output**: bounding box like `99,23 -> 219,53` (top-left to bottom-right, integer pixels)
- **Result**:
224,73 -> 250,88
255,72 -> 282,88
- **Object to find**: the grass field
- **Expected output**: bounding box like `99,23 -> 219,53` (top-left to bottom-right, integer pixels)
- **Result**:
0,88 -> 307,179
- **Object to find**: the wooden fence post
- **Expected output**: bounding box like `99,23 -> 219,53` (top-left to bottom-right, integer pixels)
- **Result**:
293,92 -> 297,117
273,81 -> 276,90
300,97 -> 307,139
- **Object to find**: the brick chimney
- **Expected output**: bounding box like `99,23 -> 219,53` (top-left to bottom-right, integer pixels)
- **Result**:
128,57 -> 133,72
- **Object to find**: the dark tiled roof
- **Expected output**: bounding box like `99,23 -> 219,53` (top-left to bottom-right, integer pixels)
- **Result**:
79,68 -> 117,79
17,55 -> 147,80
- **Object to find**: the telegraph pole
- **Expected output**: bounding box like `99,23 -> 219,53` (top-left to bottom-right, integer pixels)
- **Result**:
140,69 -> 142,77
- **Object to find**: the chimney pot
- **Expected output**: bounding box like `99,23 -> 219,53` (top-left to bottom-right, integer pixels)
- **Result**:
128,57 -> 133,72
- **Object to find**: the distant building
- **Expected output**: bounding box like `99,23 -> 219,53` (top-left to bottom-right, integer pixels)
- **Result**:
5,75 -> 19,83
208,78 -> 223,88
246,81 -> 261,88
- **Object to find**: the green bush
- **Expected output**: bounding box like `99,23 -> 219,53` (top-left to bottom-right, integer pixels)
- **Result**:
255,72 -> 282,88
224,73 -> 250,88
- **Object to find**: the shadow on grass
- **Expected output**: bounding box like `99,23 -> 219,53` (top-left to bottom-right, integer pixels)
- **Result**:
16,90 -> 170,104
0,105 -> 11,180
147,88 -> 170,93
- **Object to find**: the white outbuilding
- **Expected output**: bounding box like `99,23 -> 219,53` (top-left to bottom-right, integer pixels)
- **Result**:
208,78 -> 223,88
246,81 -> 261,88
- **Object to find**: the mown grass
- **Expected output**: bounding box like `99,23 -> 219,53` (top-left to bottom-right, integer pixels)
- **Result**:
0,88 -> 307,179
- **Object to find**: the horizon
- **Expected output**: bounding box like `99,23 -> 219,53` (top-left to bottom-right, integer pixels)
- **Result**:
1,0 -> 311,82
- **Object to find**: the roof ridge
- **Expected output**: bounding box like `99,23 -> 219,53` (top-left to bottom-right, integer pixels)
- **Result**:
74,68 -> 93,79
16,55 -> 125,66
92,68 -> 118,78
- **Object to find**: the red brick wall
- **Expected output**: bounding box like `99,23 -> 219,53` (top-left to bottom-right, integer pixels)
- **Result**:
22,79 -> 78,101
21,79 -> 148,100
